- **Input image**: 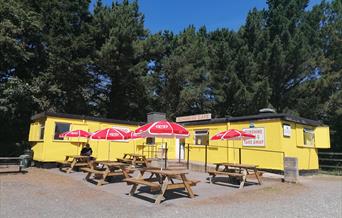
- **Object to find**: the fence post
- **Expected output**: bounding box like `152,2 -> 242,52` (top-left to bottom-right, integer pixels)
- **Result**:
164,142 -> 168,169
239,148 -> 241,164
187,143 -> 190,170
178,141 -> 181,163
205,144 -> 208,172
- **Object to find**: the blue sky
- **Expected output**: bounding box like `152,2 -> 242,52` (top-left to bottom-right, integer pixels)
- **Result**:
90,0 -> 323,33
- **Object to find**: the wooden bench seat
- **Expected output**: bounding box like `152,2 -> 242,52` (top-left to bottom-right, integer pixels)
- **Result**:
83,168 -> 126,176
81,167 -> 133,176
168,175 -> 200,186
124,178 -> 161,191
208,170 -> 244,177
56,161 -> 71,165
0,157 -> 24,173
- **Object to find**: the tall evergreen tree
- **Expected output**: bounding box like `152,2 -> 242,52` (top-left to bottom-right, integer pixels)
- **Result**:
92,0 -> 148,120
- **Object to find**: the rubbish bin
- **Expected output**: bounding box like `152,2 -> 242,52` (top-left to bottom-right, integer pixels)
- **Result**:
19,154 -> 31,168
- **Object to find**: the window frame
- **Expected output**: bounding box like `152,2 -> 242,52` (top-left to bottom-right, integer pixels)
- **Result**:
303,128 -> 315,147
146,137 -> 155,145
39,122 -> 45,140
53,122 -> 71,141
194,129 -> 209,146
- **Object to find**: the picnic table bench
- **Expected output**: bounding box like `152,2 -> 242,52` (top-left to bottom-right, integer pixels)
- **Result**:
124,168 -> 200,204
57,155 -> 93,173
0,157 -> 25,173
81,161 -> 133,186
117,153 -> 151,167
208,163 -> 262,189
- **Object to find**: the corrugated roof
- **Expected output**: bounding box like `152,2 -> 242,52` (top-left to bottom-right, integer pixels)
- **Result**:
31,112 -> 143,126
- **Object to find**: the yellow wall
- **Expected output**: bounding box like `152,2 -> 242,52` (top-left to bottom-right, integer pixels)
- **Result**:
29,116 -> 140,162
184,123 -> 229,163
281,122 -> 320,170
182,121 -> 284,170
177,119 -> 330,171
29,114 -> 331,171
315,126 -> 330,148
229,120 -> 284,170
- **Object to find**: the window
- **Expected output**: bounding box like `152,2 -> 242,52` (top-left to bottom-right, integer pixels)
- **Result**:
194,130 -> 209,146
39,122 -> 45,140
146,137 -> 155,145
303,128 -> 315,146
54,123 -> 70,140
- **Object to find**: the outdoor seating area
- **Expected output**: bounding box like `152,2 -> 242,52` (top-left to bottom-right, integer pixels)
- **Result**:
24,113 -> 332,205
117,153 -> 151,167
81,160 -> 133,186
0,157 -> 26,173
208,163 -> 262,189
53,151 -> 265,204
57,155 -> 92,173
124,168 -> 200,204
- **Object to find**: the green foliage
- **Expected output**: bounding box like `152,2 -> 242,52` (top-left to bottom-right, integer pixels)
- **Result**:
0,0 -> 341,155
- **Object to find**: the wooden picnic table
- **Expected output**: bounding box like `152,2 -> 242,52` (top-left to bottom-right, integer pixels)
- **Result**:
81,161 -> 133,186
57,155 -> 93,174
0,157 -> 25,173
117,153 -> 151,167
124,168 -> 200,204
208,162 -> 262,189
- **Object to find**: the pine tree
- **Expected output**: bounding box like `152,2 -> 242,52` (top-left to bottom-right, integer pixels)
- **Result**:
92,0 -> 148,120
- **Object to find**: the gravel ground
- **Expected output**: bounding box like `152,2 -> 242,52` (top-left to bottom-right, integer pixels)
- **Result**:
0,167 -> 341,218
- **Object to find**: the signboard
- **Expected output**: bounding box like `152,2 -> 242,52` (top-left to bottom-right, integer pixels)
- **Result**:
283,124 -> 291,137
243,128 -> 265,146
176,113 -> 212,123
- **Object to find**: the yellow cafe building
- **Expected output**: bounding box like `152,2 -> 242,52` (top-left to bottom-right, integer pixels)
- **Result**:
28,111 -> 331,173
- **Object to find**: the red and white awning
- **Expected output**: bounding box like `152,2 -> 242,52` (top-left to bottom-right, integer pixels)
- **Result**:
90,127 -> 130,141
135,120 -> 189,138
59,130 -> 92,138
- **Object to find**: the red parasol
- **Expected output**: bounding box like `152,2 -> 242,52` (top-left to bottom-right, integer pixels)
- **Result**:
90,128 -> 130,141
59,130 -> 92,138
135,120 -> 189,138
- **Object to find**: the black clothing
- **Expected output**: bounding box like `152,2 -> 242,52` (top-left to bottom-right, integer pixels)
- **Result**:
80,147 -> 92,156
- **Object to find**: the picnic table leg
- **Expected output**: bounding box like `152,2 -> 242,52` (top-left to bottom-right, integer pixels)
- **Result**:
155,177 -> 169,204
254,169 -> 262,185
210,174 -> 216,184
67,159 -> 77,174
239,170 -> 247,189
215,164 -> 220,171
132,156 -> 136,166
97,168 -> 110,186
121,167 -> 130,179
85,172 -> 93,181
129,184 -> 138,196
180,174 -> 195,198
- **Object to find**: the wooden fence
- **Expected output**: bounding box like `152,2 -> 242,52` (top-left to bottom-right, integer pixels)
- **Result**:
318,152 -> 342,170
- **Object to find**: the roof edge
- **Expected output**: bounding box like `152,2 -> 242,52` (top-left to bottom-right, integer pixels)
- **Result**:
31,112 -> 143,126
179,113 -> 322,127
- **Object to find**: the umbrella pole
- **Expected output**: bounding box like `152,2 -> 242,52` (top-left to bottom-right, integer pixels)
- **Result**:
233,140 -> 235,163
96,141 -> 99,160
133,140 -> 136,154
108,141 -> 110,161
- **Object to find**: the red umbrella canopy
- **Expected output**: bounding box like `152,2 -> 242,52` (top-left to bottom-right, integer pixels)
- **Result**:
90,127 -> 130,141
59,130 -> 92,138
127,131 -> 144,140
211,129 -> 255,140
135,120 -> 189,138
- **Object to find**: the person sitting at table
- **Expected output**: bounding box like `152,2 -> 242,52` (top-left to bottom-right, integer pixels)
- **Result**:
80,143 -> 93,156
